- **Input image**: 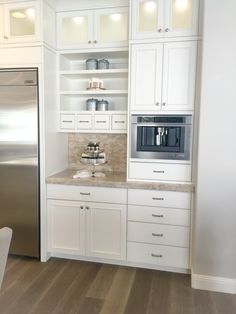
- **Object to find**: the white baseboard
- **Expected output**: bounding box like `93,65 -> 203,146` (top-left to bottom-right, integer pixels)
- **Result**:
191,273 -> 236,294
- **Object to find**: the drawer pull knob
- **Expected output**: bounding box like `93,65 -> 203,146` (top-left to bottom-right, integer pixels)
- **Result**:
62,120 -> 73,123
115,121 -> 125,123
153,170 -> 165,173
86,206 -> 90,210
151,254 -> 163,258
96,121 -> 106,123
79,121 -> 89,123
152,197 -> 164,201
152,214 -> 164,218
152,233 -> 164,237
80,206 -> 84,209
80,192 -> 91,196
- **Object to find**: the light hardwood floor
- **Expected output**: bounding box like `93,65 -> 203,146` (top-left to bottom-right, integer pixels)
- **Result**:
0,256 -> 235,314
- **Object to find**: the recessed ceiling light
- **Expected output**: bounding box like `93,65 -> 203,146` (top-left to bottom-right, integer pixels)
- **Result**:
11,11 -> 26,19
144,1 -> 157,13
110,14 -> 122,21
73,16 -> 84,24
175,0 -> 189,12
26,8 -> 35,19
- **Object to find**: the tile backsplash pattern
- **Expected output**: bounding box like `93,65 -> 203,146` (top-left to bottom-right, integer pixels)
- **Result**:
68,134 -> 127,173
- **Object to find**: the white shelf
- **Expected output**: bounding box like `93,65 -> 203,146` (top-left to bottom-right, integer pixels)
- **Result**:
60,90 -> 128,95
60,69 -> 128,78
60,110 -> 127,114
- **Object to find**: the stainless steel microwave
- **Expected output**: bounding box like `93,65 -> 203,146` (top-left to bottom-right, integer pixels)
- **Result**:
130,115 -> 192,161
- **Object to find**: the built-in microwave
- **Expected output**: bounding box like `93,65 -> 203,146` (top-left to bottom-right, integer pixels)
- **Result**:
130,115 -> 192,161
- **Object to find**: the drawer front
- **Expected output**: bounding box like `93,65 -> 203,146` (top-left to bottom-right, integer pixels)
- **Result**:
129,162 -> 192,182
128,205 -> 190,226
128,222 -> 190,247
94,115 -> 110,130
47,184 -> 127,204
128,189 -> 191,209
127,242 -> 189,269
111,114 -> 127,130
77,115 -> 92,129
60,114 -> 75,129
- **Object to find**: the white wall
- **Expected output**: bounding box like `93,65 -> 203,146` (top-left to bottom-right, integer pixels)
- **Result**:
193,0 -> 236,284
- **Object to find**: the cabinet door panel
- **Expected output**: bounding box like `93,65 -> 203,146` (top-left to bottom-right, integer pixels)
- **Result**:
47,200 -> 85,255
130,44 -> 163,111
0,6 -> 4,43
131,0 -> 164,39
162,41 -> 197,110
165,0 -> 199,37
86,202 -> 126,260
94,7 -> 128,48
57,10 -> 93,49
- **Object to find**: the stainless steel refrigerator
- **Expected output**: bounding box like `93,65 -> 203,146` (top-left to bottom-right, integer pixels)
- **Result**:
0,68 -> 40,258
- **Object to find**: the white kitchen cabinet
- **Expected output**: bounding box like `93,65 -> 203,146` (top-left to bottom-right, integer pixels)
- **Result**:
47,200 -> 86,255
130,41 -> 197,111
0,1 -> 40,44
131,0 -> 199,40
58,50 -> 128,133
57,7 -> 128,50
47,185 -> 127,261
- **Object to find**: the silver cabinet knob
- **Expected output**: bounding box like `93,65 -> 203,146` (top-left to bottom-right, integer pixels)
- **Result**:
155,102 -> 160,106
93,40 -> 97,44
80,206 -> 84,210
158,28 -> 162,32
85,206 -> 90,210
165,28 -> 170,32
88,40 -> 91,44
162,102 -> 166,106
4,35 -> 8,39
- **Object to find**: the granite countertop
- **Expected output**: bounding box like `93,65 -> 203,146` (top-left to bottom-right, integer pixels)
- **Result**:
46,169 -> 195,193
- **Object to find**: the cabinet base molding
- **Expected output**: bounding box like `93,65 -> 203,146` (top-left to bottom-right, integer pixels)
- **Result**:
191,273 -> 236,294
46,252 -> 190,274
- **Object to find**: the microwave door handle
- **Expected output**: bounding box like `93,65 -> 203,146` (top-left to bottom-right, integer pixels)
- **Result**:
133,123 -> 189,127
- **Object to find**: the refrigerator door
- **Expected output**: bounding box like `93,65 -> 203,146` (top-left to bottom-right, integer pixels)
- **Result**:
0,69 -> 39,258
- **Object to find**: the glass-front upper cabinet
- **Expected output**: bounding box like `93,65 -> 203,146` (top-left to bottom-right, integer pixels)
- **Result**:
131,0 -> 199,39
3,1 -> 40,43
57,7 -> 128,49
57,11 -> 93,49
94,8 -> 128,48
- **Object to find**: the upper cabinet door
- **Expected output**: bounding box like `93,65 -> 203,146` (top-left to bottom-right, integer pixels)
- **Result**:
3,1 -> 40,43
164,0 -> 199,37
130,43 -> 163,111
131,0 -> 164,39
162,41 -> 197,111
0,6 -> 4,43
57,10 -> 93,49
94,7 -> 128,48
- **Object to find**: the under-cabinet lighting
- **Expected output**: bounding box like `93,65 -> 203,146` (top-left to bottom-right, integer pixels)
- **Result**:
144,1 -> 157,13
11,11 -> 26,19
110,14 -> 122,21
175,0 -> 189,12
72,16 -> 84,24
26,8 -> 35,20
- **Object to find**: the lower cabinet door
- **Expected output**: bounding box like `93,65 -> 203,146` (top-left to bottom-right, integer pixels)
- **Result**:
47,200 -> 86,255
86,202 -> 126,260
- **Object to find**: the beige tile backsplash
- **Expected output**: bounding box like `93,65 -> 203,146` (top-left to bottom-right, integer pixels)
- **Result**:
68,133 -> 127,173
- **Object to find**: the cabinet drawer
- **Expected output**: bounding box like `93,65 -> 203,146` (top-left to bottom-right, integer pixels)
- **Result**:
127,242 -> 189,269
60,114 -> 75,129
47,184 -> 127,204
77,115 -> 92,129
128,205 -> 190,226
111,114 -> 127,130
129,162 -> 191,182
94,115 -> 110,130
128,222 -> 189,247
128,189 -> 191,209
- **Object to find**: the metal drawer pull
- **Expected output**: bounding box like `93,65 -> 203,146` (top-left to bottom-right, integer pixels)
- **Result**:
86,206 -> 90,210
115,121 -> 125,123
79,120 -> 89,123
165,28 -> 170,32
96,121 -> 106,123
152,214 -> 164,218
155,102 -> 159,106
152,233 -> 163,237
80,206 -> 84,209
157,28 -> 162,32
62,120 -> 73,123
152,197 -> 164,201
162,102 -> 166,106
151,254 -> 163,258
80,192 -> 91,196
153,170 -> 165,173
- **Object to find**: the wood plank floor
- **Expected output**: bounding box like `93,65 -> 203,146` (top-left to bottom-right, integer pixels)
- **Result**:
0,256 -> 235,314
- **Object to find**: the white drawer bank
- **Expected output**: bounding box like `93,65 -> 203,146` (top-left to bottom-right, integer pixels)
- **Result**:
46,184 -> 192,272
47,184 -> 127,261
127,189 -> 192,270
